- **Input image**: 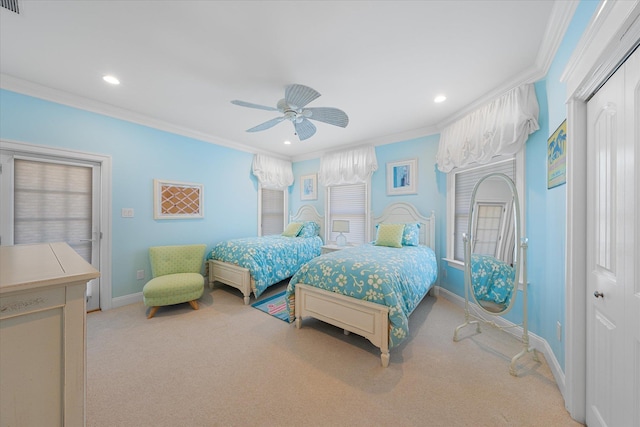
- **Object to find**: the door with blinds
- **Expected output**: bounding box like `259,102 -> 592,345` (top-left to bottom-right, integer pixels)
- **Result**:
0,155 -> 102,311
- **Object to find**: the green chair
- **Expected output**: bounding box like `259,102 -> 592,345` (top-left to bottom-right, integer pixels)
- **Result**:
142,244 -> 207,319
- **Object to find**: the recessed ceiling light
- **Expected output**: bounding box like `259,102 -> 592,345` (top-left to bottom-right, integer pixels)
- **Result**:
434,95 -> 447,103
103,75 -> 120,85
284,140 -> 291,145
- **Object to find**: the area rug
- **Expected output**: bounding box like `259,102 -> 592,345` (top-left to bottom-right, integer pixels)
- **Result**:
251,291 -> 289,323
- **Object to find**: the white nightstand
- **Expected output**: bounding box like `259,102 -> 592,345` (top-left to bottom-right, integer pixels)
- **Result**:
321,244 -> 354,254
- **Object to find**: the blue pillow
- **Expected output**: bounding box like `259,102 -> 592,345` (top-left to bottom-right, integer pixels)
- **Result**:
298,221 -> 320,238
402,223 -> 421,246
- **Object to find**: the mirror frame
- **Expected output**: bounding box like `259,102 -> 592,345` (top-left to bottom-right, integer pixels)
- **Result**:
464,172 -> 521,316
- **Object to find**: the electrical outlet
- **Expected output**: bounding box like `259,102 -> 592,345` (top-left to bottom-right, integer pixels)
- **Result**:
121,208 -> 134,218
136,270 -> 145,280
556,321 -> 562,341
441,267 -> 447,278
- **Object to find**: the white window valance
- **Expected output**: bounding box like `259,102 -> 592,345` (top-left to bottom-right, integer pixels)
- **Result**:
436,84 -> 540,173
251,154 -> 294,189
318,145 -> 378,186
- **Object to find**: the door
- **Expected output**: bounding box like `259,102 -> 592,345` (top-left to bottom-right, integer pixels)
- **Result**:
0,154 -> 102,311
586,47 -> 638,427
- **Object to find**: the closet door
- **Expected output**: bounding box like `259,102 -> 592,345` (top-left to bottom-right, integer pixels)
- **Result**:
585,47 -> 638,427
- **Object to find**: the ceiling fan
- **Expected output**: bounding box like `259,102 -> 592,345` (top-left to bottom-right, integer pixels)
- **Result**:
231,84 -> 349,141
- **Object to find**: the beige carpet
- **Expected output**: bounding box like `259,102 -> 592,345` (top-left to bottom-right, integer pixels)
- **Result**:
86,283 -> 582,427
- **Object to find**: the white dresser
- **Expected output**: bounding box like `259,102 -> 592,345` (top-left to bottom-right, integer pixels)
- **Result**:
0,242 -> 100,427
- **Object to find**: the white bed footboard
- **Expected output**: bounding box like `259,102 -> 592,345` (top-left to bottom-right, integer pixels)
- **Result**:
208,260 -> 252,304
295,283 -> 390,367
207,204 -> 324,305
292,202 -> 436,367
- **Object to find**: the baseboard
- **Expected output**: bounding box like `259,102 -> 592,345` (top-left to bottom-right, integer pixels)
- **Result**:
435,286 -> 566,399
110,292 -> 143,309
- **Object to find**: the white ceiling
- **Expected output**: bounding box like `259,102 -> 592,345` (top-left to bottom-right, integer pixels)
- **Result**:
0,1 -> 571,160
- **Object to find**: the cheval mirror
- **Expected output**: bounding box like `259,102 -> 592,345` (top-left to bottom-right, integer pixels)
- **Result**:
453,173 -> 538,376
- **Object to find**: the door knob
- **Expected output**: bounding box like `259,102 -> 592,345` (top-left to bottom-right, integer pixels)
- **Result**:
594,291 -> 604,299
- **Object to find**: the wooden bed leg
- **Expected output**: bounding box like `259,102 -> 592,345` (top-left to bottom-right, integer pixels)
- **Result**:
243,295 -> 250,305
381,352 -> 390,368
295,317 -> 302,329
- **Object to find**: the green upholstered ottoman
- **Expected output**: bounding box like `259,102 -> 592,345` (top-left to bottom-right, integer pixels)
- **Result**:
142,244 -> 206,318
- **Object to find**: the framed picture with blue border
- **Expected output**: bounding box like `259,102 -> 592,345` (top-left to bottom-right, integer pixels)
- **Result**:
300,174 -> 317,200
548,119 -> 567,189
386,158 -> 417,195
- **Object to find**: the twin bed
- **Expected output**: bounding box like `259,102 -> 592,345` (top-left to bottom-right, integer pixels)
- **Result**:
287,202 -> 437,367
207,205 -> 324,304
208,202 -> 438,367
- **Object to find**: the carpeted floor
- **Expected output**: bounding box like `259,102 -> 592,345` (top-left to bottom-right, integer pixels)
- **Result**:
86,282 -> 583,427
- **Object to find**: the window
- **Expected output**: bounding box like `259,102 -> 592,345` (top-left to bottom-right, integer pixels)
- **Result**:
12,158 -> 94,260
326,182 -> 369,245
446,155 -> 523,267
258,186 -> 286,236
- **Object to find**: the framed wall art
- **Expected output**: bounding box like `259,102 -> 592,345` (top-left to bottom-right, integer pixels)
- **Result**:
387,158 -> 417,195
300,174 -> 317,200
153,179 -> 204,219
547,119 -> 567,189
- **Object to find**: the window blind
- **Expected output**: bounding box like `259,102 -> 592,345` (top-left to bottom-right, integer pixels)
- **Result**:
453,159 -> 514,261
328,183 -> 366,244
261,188 -> 284,236
14,159 -> 92,261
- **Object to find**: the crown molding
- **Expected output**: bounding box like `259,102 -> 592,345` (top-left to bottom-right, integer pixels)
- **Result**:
536,1 -> 580,72
291,124 -> 439,163
562,0 -> 640,100
436,0 -> 578,132
0,73 -> 268,156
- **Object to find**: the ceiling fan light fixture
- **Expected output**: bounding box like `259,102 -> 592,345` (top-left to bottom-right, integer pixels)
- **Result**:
231,84 -> 348,141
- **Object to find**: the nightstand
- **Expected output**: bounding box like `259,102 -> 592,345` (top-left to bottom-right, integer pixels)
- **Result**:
321,244 -> 353,254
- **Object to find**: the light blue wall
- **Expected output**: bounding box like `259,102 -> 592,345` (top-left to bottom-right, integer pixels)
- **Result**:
290,158 -> 322,216
0,90 -> 258,298
532,0 -> 600,369
288,0 -> 600,373
0,0 -> 600,369
290,135 -> 445,263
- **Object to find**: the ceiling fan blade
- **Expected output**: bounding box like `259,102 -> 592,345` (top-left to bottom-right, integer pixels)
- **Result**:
285,84 -> 321,109
304,107 -> 349,128
231,100 -> 278,111
294,118 -> 317,141
247,117 -> 284,132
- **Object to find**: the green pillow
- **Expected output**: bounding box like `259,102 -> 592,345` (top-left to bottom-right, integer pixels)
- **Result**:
282,222 -> 304,237
374,223 -> 405,248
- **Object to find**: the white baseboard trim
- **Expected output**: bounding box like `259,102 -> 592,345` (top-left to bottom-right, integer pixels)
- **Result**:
435,286 -> 566,399
110,292 -> 143,309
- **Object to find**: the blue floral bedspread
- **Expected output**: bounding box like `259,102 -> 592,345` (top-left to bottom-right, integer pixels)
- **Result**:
208,235 -> 322,298
286,244 -> 438,349
470,254 -> 515,307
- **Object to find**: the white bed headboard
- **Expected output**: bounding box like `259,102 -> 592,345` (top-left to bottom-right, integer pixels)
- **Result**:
290,204 -> 325,242
372,202 -> 435,249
